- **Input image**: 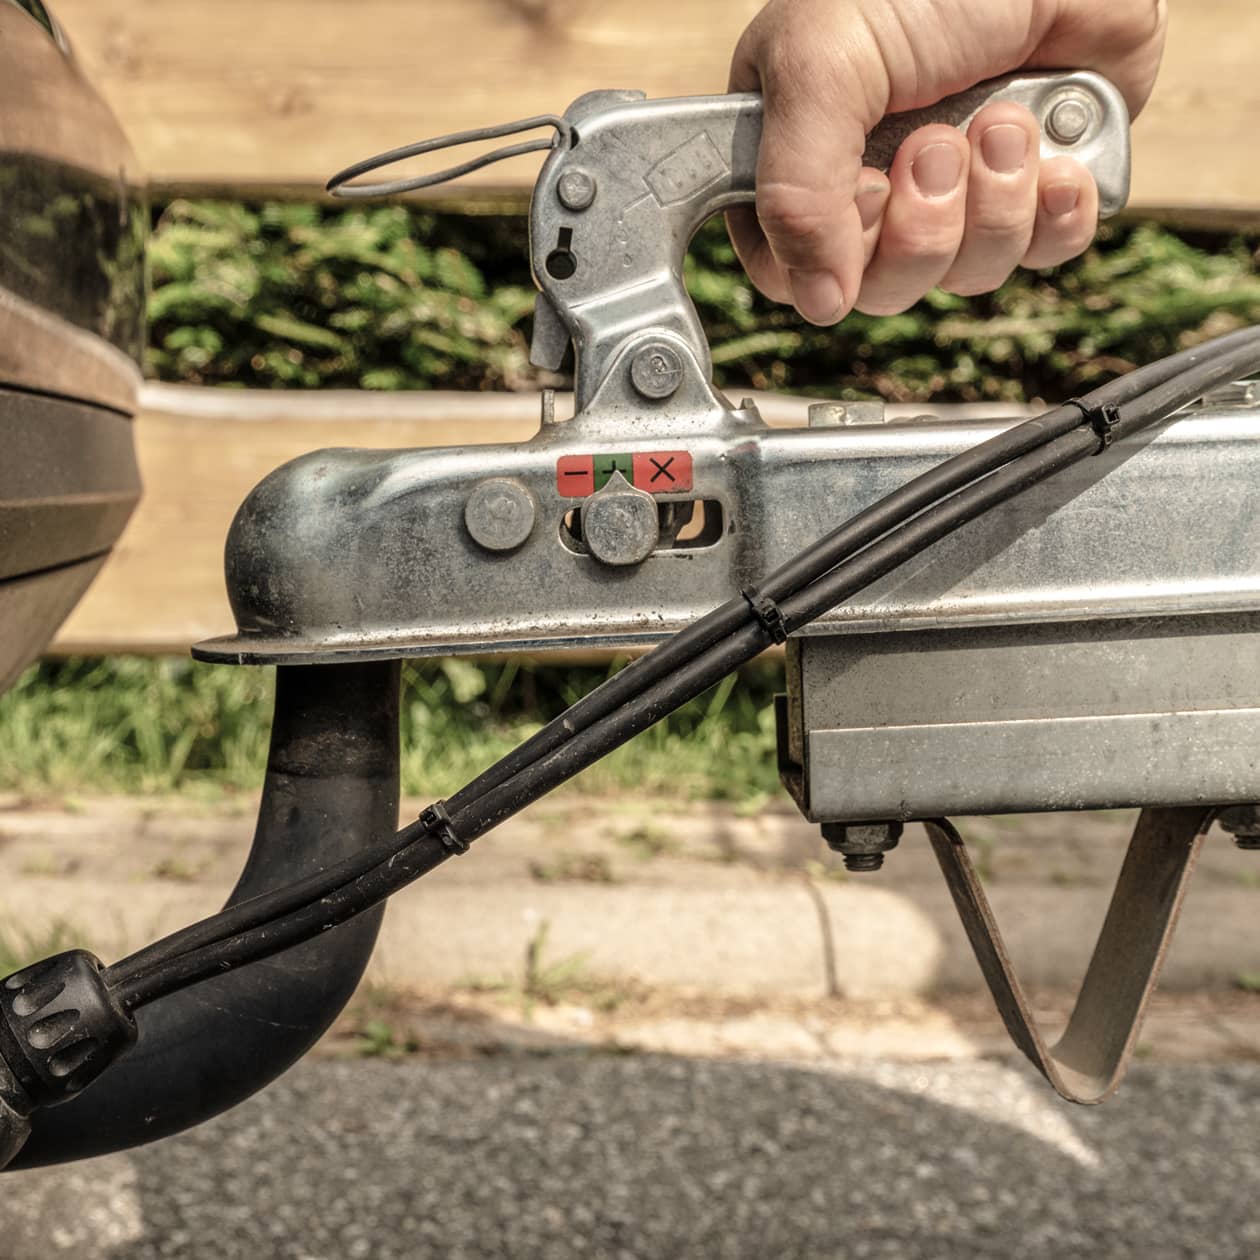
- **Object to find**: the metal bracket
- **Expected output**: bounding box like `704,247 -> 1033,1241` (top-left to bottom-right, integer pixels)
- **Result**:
924,807 -> 1215,1104
528,71 -> 1130,413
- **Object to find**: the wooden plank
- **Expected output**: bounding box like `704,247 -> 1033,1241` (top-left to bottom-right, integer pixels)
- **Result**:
51,0 -> 758,199
52,385 -> 1034,656
51,385 -> 546,654
1139,0 -> 1260,220
50,0 -> 1260,218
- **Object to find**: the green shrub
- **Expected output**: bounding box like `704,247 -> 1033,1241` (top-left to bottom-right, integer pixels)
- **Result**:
148,199 -> 1260,402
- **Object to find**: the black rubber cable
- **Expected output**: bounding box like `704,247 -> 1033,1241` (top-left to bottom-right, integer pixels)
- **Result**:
118,326 -> 1260,999
109,329 -> 1260,1009
105,326 -> 1260,995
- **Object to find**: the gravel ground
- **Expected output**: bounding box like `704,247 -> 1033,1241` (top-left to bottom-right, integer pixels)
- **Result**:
3,1054 -> 1259,1259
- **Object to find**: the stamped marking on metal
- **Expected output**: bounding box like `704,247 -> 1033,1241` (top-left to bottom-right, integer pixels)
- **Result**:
645,133 -> 728,206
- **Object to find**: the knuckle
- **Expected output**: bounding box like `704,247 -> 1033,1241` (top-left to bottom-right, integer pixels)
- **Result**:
855,291 -> 917,317
760,37 -> 802,92
755,182 -> 836,250
967,199 -> 1037,239
968,100 -> 1037,138
878,226 -> 959,268
748,259 -> 792,304
940,270 -> 1009,298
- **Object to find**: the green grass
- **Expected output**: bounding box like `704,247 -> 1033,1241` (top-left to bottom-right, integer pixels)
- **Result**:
0,655 -> 785,805
0,920 -> 87,976
467,919 -> 636,1018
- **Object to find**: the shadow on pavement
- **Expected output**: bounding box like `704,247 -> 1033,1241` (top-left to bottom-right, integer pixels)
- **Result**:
2,1052 -> 1259,1258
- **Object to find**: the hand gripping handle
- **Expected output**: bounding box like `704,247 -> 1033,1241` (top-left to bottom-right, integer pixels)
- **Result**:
528,71 -> 1131,409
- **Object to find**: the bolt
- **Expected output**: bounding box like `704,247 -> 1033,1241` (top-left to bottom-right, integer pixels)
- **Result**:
557,168 -> 598,212
820,821 -> 903,873
630,342 -> 685,400
842,853 -> 886,873
1046,95 -> 1091,145
464,479 -> 537,552
581,472 -> 660,567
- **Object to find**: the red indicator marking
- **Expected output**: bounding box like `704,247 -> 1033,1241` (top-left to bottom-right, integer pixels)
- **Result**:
556,454 -> 595,497
633,450 -> 693,493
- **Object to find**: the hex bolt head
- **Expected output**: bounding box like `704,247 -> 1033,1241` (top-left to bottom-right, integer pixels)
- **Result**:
820,821 -> 904,873
1046,95 -> 1091,145
582,473 -> 660,567
630,342 -> 684,400
557,168 -> 598,212
464,478 -> 537,553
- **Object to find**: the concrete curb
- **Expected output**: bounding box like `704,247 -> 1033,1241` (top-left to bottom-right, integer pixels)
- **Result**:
1,795 -> 1259,1003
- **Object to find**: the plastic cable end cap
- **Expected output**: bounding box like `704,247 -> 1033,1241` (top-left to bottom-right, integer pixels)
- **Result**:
0,950 -> 137,1112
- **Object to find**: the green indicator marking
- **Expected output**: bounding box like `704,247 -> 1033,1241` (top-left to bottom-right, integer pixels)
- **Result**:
593,453 -> 634,490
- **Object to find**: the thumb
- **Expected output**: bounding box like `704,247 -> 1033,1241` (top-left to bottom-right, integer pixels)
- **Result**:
730,35 -> 879,324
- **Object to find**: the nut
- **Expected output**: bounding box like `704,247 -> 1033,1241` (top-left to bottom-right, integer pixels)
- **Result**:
820,821 -> 903,872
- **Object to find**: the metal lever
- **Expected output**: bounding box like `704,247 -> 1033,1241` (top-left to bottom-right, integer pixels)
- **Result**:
925,809 -> 1214,1105
530,71 -> 1131,411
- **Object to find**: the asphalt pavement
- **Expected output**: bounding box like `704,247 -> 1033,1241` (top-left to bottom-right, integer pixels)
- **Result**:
4,1054 -> 1259,1259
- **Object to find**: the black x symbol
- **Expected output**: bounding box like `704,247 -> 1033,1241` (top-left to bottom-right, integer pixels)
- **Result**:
649,456 -> 676,484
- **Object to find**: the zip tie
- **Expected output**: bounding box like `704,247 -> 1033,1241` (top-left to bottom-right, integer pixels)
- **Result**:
419,800 -> 469,856
741,587 -> 789,644
1066,397 -> 1121,451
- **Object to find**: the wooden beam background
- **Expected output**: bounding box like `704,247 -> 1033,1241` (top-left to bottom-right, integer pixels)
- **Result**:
51,0 -> 1260,219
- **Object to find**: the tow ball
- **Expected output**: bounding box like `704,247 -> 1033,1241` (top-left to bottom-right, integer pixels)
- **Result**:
2,70 -> 1259,1168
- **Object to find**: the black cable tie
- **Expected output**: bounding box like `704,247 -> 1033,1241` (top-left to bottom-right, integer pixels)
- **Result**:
1066,397 -> 1122,451
741,587 -> 789,644
419,800 -> 469,856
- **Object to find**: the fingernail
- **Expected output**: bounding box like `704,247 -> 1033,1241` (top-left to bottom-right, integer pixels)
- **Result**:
912,143 -> 962,198
1043,182 -> 1080,216
788,269 -> 845,325
980,123 -> 1028,174
855,182 -> 887,229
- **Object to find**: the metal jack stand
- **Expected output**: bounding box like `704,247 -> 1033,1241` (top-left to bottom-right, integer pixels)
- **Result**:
925,807 -> 1214,1104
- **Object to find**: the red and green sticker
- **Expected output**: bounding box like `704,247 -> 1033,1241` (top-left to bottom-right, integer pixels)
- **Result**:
556,451 -> 693,497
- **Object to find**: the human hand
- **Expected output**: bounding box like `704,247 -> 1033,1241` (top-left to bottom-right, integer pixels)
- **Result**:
728,0 -> 1167,322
